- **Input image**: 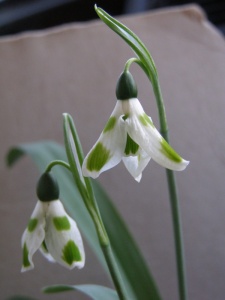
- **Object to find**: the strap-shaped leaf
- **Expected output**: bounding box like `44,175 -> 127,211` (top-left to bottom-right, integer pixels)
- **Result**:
95,6 -> 168,134
43,284 -> 119,300
6,296 -> 38,300
7,141 -> 161,300
95,6 -> 157,81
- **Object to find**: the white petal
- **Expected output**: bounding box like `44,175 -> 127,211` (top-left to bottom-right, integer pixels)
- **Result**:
45,200 -> 85,270
82,101 -> 126,178
21,201 -> 45,272
125,99 -> 189,171
122,149 -> 151,182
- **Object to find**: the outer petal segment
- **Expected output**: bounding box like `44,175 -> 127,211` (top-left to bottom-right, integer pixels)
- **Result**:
125,99 -> 189,171
82,101 -> 126,178
45,200 -> 85,270
21,201 -> 45,272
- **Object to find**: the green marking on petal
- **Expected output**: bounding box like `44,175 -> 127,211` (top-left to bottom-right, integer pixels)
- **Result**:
53,216 -> 70,231
23,243 -> 31,268
122,114 -> 129,121
28,218 -> 38,232
62,240 -> 82,265
139,113 -> 154,127
124,134 -> 139,155
87,142 -> 111,171
103,117 -> 117,133
160,139 -> 182,163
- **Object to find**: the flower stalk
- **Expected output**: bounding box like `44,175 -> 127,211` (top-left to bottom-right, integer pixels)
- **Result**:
129,60 -> 188,300
151,72 -> 188,300
166,168 -> 187,300
63,113 -> 129,300
45,160 -> 71,173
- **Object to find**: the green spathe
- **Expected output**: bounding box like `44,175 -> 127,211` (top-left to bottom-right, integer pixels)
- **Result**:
160,139 -> 182,163
28,218 -> 38,232
116,71 -> 138,100
36,172 -> 59,202
103,117 -> 117,133
53,216 -> 71,231
87,142 -> 111,171
62,240 -> 82,265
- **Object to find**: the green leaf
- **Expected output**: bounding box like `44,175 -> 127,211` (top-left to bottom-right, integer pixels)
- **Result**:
94,6 -> 167,135
63,113 -> 87,197
43,284 -> 118,300
95,5 -> 157,81
93,182 -> 161,300
7,140 -> 161,300
6,296 -> 38,300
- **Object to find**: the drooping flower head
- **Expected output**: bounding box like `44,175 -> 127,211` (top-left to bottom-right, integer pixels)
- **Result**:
21,172 -> 85,272
82,71 -> 189,181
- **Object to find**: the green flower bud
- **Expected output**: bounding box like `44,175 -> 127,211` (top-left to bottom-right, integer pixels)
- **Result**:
116,71 -> 138,100
36,172 -> 59,202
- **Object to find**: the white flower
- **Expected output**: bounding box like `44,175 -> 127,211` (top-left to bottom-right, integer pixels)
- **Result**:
82,98 -> 189,182
21,199 -> 85,272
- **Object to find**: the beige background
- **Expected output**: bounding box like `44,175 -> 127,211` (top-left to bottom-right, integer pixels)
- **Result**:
1,5 -> 225,300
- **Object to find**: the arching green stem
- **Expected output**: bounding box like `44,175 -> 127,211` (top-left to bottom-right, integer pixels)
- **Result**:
125,58 -> 187,300
45,160 -> 71,173
124,58 -> 140,72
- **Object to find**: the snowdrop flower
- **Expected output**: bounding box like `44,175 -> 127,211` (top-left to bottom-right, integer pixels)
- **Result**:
82,71 -> 189,182
21,172 -> 85,272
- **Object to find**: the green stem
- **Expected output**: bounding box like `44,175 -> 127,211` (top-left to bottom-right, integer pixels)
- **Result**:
165,168 -> 187,300
82,193 -> 129,300
125,59 -> 187,299
124,58 -> 140,72
102,244 -> 128,300
79,190 -> 129,300
89,204 -> 129,300
80,187 -> 129,300
45,160 -> 71,173
153,78 -> 187,300
63,113 -> 129,300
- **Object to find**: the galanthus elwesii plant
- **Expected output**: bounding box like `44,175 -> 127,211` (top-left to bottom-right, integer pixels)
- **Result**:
7,5 -> 189,300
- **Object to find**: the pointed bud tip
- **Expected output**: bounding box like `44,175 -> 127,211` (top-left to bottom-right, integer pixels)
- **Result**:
176,159 -> 190,171
183,159 -> 190,169
21,265 -> 34,272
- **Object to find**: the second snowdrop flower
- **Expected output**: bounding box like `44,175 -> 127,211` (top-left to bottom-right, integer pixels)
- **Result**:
21,172 -> 85,272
